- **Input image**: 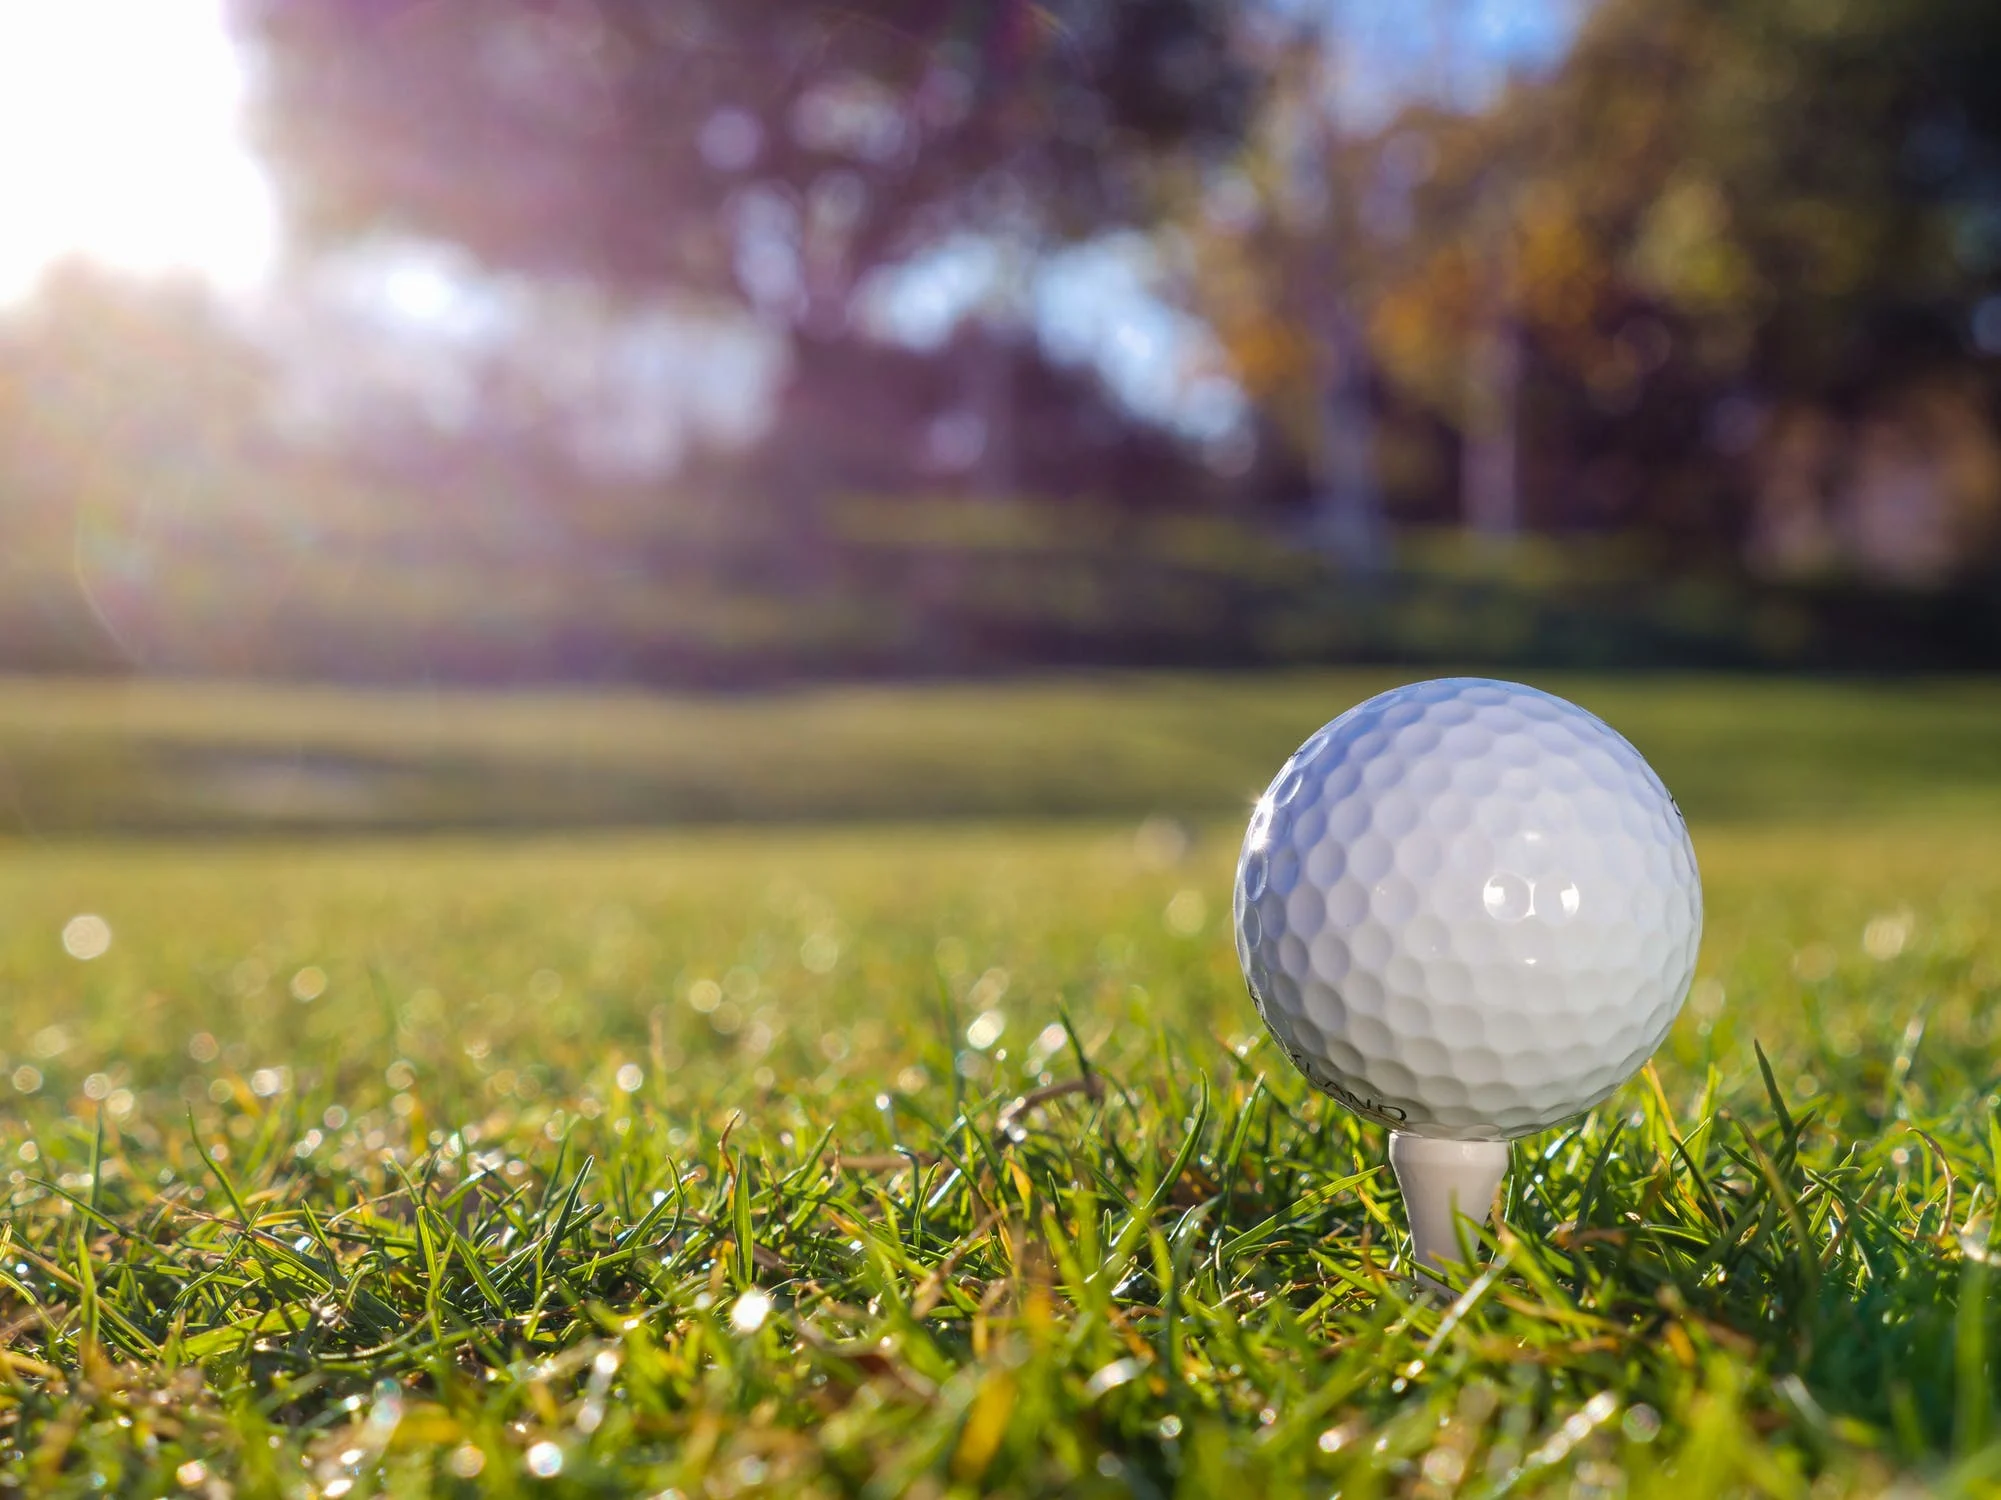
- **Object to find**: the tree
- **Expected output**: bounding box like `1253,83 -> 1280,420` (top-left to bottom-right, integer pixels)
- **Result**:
232,0 -> 1247,313
0,264 -> 277,668
1174,0 -> 2001,562
1362,0 -> 2001,554
228,0 -> 1259,513
1172,29 -> 1392,563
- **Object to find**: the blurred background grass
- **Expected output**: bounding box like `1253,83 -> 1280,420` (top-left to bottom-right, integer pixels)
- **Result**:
3,672 -> 1998,835
7,799 -> 1993,1143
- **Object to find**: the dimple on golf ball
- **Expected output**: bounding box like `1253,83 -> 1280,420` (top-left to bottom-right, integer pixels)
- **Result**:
1234,678 -> 1702,1140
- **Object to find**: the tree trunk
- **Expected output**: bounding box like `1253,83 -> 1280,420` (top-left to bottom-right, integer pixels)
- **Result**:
1462,312 -> 1520,537
1310,300 -> 1388,569
1462,175 -> 1521,540
972,326 -> 1016,499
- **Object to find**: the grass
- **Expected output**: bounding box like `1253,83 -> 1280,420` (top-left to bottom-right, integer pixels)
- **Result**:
0,674 -> 1997,1495
3,670 -> 2000,832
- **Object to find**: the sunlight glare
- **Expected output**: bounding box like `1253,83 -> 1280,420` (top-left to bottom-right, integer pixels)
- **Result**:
0,0 -> 276,301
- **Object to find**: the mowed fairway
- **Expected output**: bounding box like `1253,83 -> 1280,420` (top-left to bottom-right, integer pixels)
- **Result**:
1,676 -> 1999,1496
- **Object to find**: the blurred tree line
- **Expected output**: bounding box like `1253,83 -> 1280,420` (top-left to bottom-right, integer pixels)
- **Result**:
1,0 -> 1998,682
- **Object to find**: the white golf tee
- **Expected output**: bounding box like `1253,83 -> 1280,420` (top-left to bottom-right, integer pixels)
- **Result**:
1388,1133 -> 1509,1288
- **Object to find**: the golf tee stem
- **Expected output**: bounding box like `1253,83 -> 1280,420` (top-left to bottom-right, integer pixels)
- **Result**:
1388,1133 -> 1509,1287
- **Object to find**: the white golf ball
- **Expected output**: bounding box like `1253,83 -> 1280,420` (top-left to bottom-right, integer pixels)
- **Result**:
1234,678 -> 1701,1140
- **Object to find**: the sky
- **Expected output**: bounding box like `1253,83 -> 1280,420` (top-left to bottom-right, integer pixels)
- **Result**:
1297,0 -> 1587,133
0,0 -> 1586,459
0,0 -> 276,303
